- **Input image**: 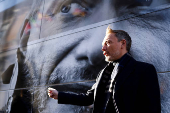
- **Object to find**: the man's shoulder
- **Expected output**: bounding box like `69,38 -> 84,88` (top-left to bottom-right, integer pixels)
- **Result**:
127,55 -> 152,67
135,60 -> 153,67
134,60 -> 156,71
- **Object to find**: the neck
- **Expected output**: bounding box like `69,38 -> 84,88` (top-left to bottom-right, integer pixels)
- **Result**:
119,51 -> 128,59
112,52 -> 128,62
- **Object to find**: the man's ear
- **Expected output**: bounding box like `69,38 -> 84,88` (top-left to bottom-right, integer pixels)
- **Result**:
121,39 -> 126,48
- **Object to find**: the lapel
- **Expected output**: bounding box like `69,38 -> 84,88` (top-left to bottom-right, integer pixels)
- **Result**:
95,62 -> 112,91
115,54 -> 137,93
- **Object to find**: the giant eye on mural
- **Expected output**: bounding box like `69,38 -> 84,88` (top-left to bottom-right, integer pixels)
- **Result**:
0,0 -> 170,113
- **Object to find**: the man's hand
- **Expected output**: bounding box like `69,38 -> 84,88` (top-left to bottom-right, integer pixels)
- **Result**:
48,87 -> 58,99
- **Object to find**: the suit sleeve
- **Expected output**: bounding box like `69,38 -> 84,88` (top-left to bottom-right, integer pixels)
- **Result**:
141,64 -> 161,113
58,82 -> 96,106
58,70 -> 103,106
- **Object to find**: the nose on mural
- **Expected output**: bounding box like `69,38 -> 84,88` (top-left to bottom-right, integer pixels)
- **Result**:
75,41 -> 105,66
87,43 -> 105,66
74,30 -> 105,66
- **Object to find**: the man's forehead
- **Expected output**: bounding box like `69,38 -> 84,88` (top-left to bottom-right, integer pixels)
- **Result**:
102,33 -> 115,44
104,33 -> 116,40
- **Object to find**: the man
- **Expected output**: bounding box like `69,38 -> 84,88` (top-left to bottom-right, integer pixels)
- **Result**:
48,26 -> 161,113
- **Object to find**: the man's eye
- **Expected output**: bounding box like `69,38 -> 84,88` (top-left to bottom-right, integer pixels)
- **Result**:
60,3 -> 88,17
105,41 -> 109,45
61,5 -> 71,13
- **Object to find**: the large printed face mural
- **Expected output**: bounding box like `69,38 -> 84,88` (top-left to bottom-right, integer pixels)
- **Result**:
0,0 -> 170,113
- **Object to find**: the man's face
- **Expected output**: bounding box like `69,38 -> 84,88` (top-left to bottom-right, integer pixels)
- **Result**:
15,0 -> 170,112
102,33 -> 122,62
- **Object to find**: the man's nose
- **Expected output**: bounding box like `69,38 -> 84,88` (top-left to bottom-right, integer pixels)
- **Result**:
102,45 -> 106,51
74,27 -> 106,66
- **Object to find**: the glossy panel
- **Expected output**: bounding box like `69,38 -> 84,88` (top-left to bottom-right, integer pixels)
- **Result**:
33,81 -> 94,113
0,49 -> 17,91
158,72 -> 170,113
39,0 -> 170,38
0,0 -> 34,52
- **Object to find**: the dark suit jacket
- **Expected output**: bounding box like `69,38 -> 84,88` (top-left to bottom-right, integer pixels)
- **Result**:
58,54 -> 161,113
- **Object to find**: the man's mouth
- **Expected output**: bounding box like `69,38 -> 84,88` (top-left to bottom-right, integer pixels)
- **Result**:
103,52 -> 108,56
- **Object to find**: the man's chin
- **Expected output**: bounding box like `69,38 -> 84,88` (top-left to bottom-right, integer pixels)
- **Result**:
105,57 -> 113,62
